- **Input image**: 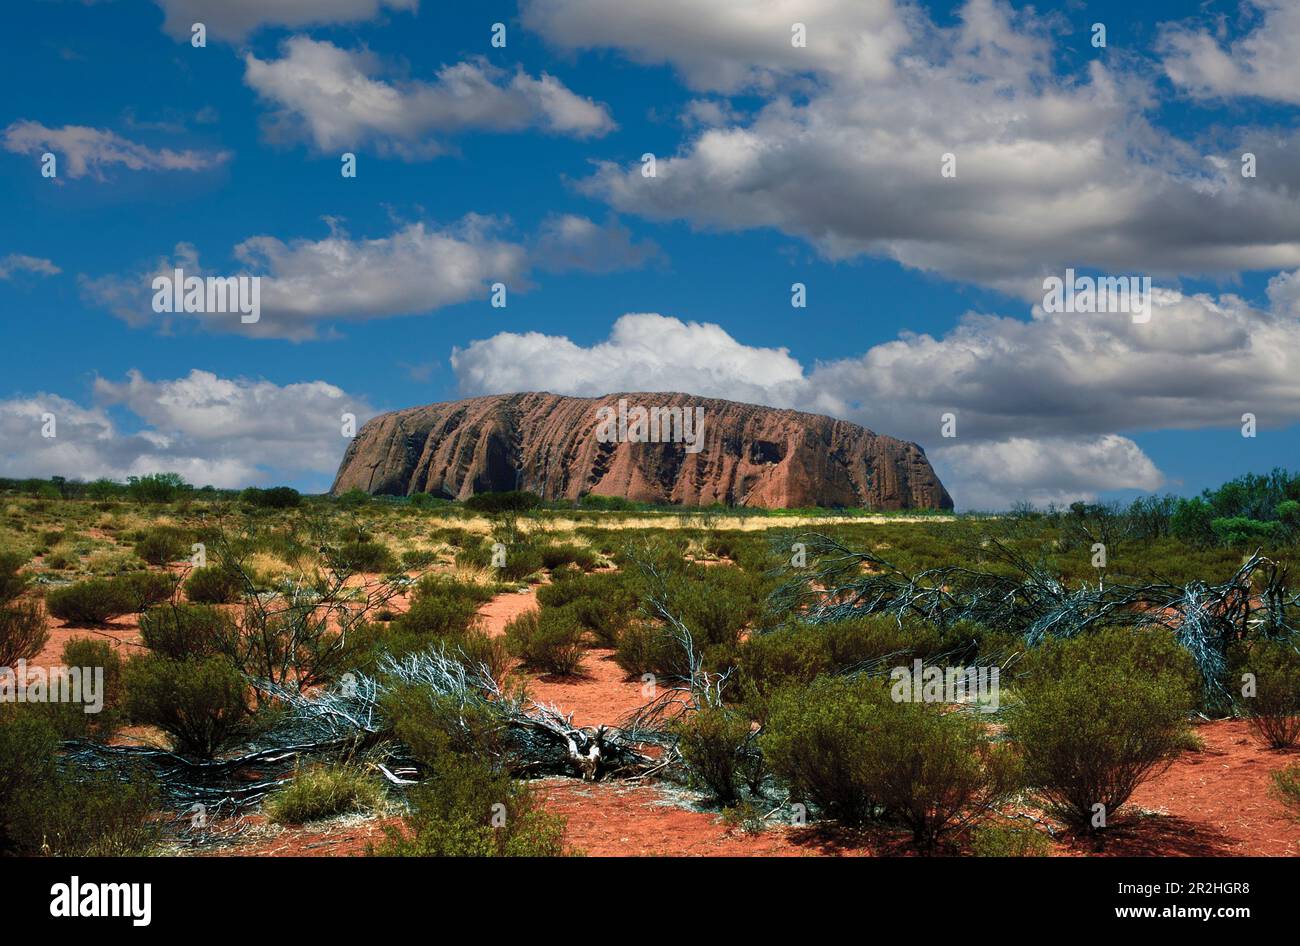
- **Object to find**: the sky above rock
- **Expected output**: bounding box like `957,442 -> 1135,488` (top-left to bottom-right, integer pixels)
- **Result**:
3,0 -> 1299,509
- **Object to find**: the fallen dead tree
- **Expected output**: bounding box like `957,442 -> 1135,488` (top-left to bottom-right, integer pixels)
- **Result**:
770,533 -> 1300,707
62,644 -> 660,825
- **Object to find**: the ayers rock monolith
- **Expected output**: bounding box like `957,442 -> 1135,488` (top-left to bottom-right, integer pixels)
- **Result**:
330,392 -> 953,510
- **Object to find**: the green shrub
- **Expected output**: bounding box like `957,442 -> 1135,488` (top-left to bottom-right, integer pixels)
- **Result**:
670,706 -> 755,804
116,570 -> 177,611
383,687 -> 514,763
45,637 -> 125,738
0,599 -> 47,667
134,527 -> 189,566
0,551 -> 30,604
1005,627 -> 1196,833
540,543 -> 599,571
1272,763 -> 1300,819
185,565 -> 244,604
1242,640 -> 1300,749
505,607 -> 585,675
400,548 -> 438,568
868,699 -> 1021,848
375,752 -> 567,856
0,709 -> 157,855
0,710 -> 57,854
763,673 -> 1018,845
0,551 -> 48,667
333,540 -> 396,573
47,578 -> 134,625
140,604 -> 232,660
264,764 -> 383,824
614,621 -> 684,679
240,486 -> 301,509
969,823 -> 1053,857
538,571 -> 638,647
501,544 -> 545,582
762,676 -> 885,825
124,654 -> 250,758
44,551 -> 75,570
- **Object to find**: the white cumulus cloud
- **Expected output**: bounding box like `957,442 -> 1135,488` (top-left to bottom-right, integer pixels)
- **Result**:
244,37 -> 614,158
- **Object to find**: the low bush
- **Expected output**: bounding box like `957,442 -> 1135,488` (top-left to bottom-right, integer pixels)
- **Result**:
969,823 -> 1053,857
504,607 -> 586,675
47,578 -> 135,625
400,548 -> 438,569
538,571 -> 638,647
0,552 -> 49,666
116,570 -> 177,611
332,540 -> 396,573
0,550 -> 29,604
374,752 -> 567,857
384,687 -> 515,763
1242,640 -> 1300,749
139,603 -> 232,660
868,699 -> 1021,849
263,764 -> 383,824
614,622 -> 685,679
1272,763 -> 1300,819
240,486 -> 301,509
43,637 -> 125,738
762,676 -> 884,825
0,599 -> 47,668
540,543 -> 599,572
1005,627 -> 1197,834
0,709 -> 157,855
763,674 -> 1018,846
133,527 -> 189,566
670,706 -> 755,804
185,565 -> 244,604
124,654 -> 250,758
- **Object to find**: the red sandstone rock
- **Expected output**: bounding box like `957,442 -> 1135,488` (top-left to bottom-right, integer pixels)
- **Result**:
330,392 -> 953,510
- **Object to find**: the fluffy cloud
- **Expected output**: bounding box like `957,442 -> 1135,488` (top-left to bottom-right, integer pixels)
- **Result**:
450,283 -> 1300,509
1160,1 -> 1300,104
0,370 -> 373,489
936,436 -> 1164,512
531,0 -> 1300,289
1,121 -> 229,180
81,214 -> 652,340
151,0 -> 418,42
244,38 -> 613,157
452,312 -> 808,408
0,255 -> 59,280
521,0 -> 908,92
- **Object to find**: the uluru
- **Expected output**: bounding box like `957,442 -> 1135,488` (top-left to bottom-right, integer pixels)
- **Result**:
331,392 -> 952,510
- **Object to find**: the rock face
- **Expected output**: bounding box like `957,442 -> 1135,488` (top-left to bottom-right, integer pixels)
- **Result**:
330,392 -> 953,510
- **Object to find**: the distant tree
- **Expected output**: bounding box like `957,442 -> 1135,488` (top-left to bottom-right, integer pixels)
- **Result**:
126,473 -> 191,503
240,486 -> 301,509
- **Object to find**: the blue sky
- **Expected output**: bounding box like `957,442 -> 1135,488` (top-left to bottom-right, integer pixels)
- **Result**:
3,0 -> 1300,508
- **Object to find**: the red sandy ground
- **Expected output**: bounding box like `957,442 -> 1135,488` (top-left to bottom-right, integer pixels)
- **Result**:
24,576 -> 1300,857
